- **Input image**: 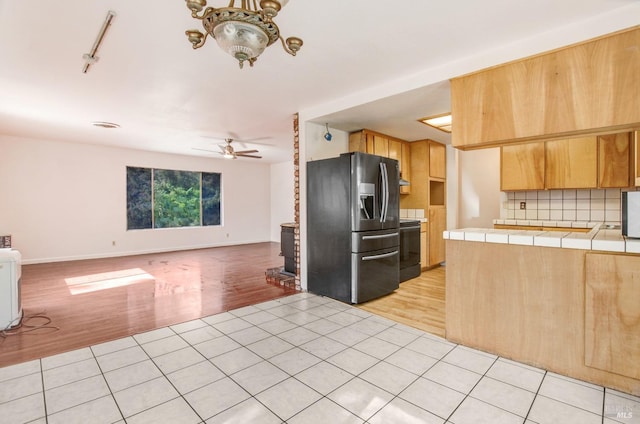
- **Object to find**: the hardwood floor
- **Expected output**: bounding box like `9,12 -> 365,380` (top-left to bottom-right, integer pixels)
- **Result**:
1,245 -> 447,369
0,243 -> 297,368
358,266 -> 446,338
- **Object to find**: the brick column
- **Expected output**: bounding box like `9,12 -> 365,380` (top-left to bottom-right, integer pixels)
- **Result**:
293,113 -> 301,290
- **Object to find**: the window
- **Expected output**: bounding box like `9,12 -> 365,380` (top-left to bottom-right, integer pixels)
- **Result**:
126,167 -> 221,230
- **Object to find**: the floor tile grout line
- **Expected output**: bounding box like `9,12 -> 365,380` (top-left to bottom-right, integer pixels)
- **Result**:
89,345 -> 127,423
601,385 -> 605,424
39,358 -> 49,424
522,369 -> 545,423
195,304 -> 415,422
9,292 -> 639,422
119,327 -> 210,423
355,341 -> 457,422
525,370 -> 608,421
443,354 -> 501,423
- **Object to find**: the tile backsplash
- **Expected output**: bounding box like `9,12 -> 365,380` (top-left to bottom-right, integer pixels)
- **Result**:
501,189 -> 623,223
400,209 -> 425,219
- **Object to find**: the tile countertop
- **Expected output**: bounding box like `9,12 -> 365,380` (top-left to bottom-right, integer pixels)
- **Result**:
444,222 -> 640,254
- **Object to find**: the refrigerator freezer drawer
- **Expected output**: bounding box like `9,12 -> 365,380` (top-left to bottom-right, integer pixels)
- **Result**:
351,246 -> 399,303
352,229 -> 399,253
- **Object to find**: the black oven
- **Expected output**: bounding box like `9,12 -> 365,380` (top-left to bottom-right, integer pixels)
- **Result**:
399,220 -> 421,282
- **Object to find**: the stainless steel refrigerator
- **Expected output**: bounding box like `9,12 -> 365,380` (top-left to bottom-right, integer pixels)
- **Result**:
307,152 -> 400,303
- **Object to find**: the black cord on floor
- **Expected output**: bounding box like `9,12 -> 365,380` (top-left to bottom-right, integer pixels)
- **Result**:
0,312 -> 60,342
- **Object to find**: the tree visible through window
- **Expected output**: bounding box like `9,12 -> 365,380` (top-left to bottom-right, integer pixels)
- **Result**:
126,167 -> 221,230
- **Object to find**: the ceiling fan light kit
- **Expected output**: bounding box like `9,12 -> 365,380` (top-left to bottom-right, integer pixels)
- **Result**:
193,137 -> 264,159
184,0 -> 303,69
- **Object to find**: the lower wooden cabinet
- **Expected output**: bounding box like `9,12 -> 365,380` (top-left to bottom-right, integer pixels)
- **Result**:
634,130 -> 640,186
420,223 -> 428,270
428,208 -> 446,266
585,253 -> 640,380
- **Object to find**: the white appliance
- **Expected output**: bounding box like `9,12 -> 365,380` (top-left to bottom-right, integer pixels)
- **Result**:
0,249 -> 22,330
622,191 -> 640,238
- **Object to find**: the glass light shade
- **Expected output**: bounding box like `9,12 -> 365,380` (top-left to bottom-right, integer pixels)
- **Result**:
213,21 -> 269,62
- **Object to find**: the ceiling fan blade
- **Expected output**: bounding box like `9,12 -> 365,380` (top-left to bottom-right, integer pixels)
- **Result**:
237,154 -> 262,159
234,149 -> 259,154
192,147 -> 221,154
236,140 -> 274,148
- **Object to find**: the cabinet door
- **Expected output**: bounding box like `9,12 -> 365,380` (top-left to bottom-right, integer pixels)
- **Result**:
407,140 -> 428,208
429,142 -> 446,179
634,130 -> 640,186
451,27 -> 640,149
598,132 -> 631,188
545,137 -> 597,189
428,208 -> 446,266
373,135 -> 389,157
388,140 -> 405,193
388,139 -> 401,162
348,132 -> 367,153
500,143 -> 545,191
585,253 -> 640,380
420,223 -> 428,269
400,142 -> 411,194
348,131 -> 376,154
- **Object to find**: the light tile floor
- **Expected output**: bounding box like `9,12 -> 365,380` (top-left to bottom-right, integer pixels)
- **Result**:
1,292 -> 638,423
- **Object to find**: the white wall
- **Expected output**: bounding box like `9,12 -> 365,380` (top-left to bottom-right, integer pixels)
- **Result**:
305,122 -> 349,162
270,161 -> 295,242
446,144 -> 459,229
0,135 -> 274,264
456,148 -> 501,228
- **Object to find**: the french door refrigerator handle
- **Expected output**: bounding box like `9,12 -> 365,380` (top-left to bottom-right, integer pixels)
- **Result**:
379,162 -> 389,223
361,250 -> 399,261
362,232 -> 399,240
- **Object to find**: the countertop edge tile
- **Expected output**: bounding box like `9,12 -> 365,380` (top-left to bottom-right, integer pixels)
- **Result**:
445,227 -> 640,254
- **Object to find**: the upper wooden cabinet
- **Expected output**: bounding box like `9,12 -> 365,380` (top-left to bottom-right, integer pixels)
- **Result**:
349,129 -> 411,193
400,143 -> 411,194
388,139 -> 401,162
429,142 -> 446,179
406,140 -> 429,208
545,137 -> 598,189
501,132 -> 634,190
373,135 -> 389,157
500,143 -> 545,191
348,131 -> 373,153
599,132 -> 631,188
451,27 -> 640,149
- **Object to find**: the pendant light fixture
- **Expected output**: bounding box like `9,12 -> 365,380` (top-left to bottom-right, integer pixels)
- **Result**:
323,123 -> 332,142
184,0 -> 303,69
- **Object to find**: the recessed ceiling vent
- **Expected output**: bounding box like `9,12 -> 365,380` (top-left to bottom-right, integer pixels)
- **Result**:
91,121 -> 120,129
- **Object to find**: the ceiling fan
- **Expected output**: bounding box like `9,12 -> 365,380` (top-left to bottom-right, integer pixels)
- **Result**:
193,138 -> 262,159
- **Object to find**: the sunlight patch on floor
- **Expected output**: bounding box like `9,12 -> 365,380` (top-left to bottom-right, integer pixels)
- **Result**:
65,268 -> 154,295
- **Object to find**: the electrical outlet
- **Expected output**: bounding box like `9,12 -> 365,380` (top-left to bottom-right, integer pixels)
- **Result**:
520,202 -> 526,210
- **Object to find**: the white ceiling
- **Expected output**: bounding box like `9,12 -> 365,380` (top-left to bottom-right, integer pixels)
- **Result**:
0,1 -> 637,163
